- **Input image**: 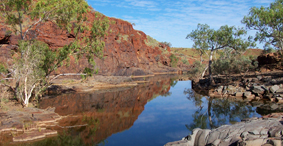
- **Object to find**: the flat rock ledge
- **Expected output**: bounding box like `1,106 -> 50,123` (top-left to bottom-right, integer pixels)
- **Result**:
165,113 -> 283,146
0,107 -> 61,143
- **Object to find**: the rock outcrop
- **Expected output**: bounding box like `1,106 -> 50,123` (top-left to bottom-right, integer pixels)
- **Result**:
208,74 -> 283,104
165,113 -> 283,146
0,7 -> 187,77
0,107 -> 61,143
258,53 -> 282,69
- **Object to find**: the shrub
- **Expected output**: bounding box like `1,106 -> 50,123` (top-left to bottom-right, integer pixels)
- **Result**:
160,41 -> 172,47
188,61 -> 206,78
0,63 -> 7,74
182,59 -> 190,65
212,56 -> 257,75
170,54 -> 179,67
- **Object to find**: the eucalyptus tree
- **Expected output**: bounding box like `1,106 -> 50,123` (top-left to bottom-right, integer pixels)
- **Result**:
242,0 -> 283,53
187,24 -> 254,84
0,0 -> 109,107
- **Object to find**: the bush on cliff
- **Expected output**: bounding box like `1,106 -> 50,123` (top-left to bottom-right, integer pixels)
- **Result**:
169,54 -> 179,67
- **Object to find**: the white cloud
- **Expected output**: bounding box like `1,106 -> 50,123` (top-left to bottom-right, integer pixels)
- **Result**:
87,0 -> 274,48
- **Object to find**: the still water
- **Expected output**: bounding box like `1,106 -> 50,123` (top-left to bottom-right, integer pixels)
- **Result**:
34,75 -> 261,146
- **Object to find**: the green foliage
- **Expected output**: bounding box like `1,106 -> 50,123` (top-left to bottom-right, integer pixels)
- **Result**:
169,54 -> 179,67
83,67 -> 94,77
242,0 -> 283,52
0,63 -> 7,74
1,0 -> 89,39
13,40 -> 50,105
0,0 -> 109,107
212,56 -> 258,75
262,47 -> 276,54
181,59 -> 190,65
188,61 -> 206,78
170,78 -> 178,87
187,24 -> 255,82
5,30 -> 12,37
187,24 -> 255,53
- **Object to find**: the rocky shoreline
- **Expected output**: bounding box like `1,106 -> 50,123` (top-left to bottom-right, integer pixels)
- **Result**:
165,113 -> 283,146
0,107 -> 61,143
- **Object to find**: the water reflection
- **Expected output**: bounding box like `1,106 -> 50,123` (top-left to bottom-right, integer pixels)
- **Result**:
14,76 -> 261,146
37,75 -> 175,145
184,88 -> 260,134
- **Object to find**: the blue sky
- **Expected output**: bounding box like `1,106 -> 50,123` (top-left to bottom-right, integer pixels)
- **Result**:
86,0 -> 273,48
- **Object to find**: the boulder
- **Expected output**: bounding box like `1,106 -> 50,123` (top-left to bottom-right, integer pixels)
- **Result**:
216,86 -> 223,94
257,76 -> 263,81
251,78 -> 259,82
270,85 -> 280,93
271,79 -> 277,85
165,116 -> 283,146
252,86 -> 265,95
276,88 -> 283,94
235,92 -> 243,97
244,92 -> 255,99
262,76 -> 272,83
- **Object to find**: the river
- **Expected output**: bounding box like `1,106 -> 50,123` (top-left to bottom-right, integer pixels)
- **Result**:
31,75 -> 261,146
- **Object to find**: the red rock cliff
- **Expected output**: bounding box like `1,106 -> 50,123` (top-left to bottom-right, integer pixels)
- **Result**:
0,8 -> 186,76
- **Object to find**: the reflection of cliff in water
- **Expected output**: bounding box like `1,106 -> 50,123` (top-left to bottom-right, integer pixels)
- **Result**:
39,75 -> 177,145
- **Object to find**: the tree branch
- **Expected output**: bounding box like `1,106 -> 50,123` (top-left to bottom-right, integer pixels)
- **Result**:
49,73 -> 87,82
23,18 -> 42,40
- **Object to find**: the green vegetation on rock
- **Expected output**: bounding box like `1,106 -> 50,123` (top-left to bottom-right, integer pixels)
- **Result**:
0,0 -> 109,107
169,54 -> 179,67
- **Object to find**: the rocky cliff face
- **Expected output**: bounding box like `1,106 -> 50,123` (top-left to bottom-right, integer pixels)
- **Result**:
0,8 -> 186,76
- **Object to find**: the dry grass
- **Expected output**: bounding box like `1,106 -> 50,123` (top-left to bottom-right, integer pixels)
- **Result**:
145,35 -> 159,47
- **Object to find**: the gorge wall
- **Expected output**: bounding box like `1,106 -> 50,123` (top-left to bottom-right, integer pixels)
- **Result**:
0,7 -> 187,76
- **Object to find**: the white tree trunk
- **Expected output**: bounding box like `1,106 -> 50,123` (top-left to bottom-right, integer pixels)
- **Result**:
201,65 -> 208,78
208,49 -> 214,84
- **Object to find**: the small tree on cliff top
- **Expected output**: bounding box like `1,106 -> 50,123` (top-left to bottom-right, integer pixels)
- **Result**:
0,0 -> 109,107
187,24 -> 255,84
242,0 -> 283,54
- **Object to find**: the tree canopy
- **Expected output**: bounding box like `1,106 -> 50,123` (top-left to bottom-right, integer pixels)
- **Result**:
242,0 -> 283,52
187,24 -> 254,83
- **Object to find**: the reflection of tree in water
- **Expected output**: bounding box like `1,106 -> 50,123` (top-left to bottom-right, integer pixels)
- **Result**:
160,78 -> 178,97
170,78 -> 178,88
184,88 -> 256,134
